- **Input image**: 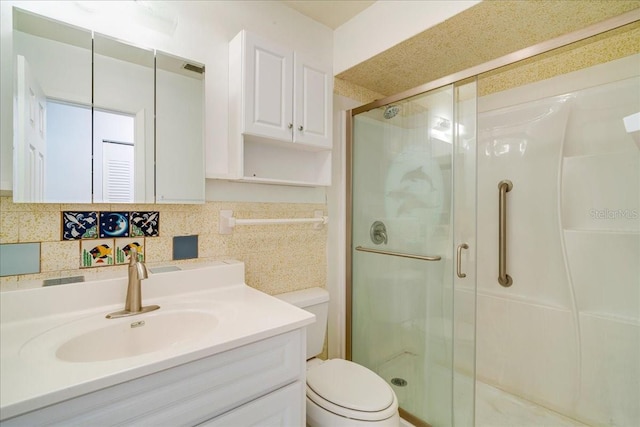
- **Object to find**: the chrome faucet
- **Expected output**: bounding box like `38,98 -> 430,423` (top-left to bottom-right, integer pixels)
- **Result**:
106,250 -> 160,319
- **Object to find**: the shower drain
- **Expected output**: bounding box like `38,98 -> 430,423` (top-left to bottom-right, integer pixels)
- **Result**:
391,377 -> 407,387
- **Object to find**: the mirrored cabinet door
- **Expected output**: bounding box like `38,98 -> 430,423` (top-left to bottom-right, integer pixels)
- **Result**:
93,34 -> 155,204
12,9 -> 92,203
155,51 -> 205,204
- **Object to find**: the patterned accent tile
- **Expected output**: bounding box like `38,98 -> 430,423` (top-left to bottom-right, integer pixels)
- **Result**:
130,211 -> 160,237
62,211 -> 98,240
81,239 -> 115,268
99,212 -> 130,238
114,238 -> 145,264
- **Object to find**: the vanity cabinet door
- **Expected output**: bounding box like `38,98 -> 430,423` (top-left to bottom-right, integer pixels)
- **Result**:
198,381 -> 304,427
240,31 -> 294,142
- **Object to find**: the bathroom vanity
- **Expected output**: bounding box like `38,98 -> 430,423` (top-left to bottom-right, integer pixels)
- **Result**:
0,261 -> 314,425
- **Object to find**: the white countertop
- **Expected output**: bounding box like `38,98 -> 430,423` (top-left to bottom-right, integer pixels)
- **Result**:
0,261 -> 315,420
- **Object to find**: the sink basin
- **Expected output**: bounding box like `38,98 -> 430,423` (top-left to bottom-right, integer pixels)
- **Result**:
18,308 -> 219,364
56,310 -> 218,363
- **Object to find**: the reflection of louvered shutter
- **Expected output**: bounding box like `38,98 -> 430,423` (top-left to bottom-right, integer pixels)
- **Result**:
103,142 -> 134,202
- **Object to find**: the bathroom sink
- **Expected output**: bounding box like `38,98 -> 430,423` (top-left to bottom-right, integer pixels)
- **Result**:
20,309 -> 219,363
56,310 -> 218,363
1,261 -> 315,421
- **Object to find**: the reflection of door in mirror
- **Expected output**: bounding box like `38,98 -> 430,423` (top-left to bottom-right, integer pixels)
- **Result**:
93,34 -> 154,204
15,55 -> 46,202
93,110 -> 136,203
45,100 -> 91,202
12,8 -> 93,203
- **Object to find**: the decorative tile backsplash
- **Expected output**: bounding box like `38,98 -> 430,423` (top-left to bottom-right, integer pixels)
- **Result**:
99,212 -> 130,238
130,211 -> 160,237
62,211 -> 159,240
60,210 -> 155,268
62,212 -> 98,240
115,239 -> 145,264
81,239 -> 115,267
80,238 -> 145,268
0,198 -> 327,297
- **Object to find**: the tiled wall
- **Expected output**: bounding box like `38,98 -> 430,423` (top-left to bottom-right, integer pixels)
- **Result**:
0,197 -> 327,295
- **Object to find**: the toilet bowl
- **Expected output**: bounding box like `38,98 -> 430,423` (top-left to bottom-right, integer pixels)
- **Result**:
306,358 -> 400,426
276,288 -> 400,427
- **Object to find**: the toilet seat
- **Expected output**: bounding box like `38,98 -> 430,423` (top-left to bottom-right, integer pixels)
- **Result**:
306,359 -> 398,422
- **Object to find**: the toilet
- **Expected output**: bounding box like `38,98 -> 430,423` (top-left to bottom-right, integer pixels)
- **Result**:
277,288 -> 400,427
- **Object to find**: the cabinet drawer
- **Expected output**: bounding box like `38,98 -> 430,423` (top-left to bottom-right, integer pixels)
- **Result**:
3,330 -> 304,426
199,381 -> 304,427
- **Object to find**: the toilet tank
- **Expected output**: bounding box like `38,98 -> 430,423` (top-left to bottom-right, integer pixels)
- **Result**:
276,287 -> 329,359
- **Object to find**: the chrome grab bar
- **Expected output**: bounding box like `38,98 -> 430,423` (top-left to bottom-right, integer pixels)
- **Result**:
498,180 -> 513,287
456,243 -> 469,278
355,246 -> 441,261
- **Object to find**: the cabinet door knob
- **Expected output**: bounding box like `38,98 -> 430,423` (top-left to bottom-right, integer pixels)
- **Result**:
288,123 -> 293,129
298,125 -> 304,131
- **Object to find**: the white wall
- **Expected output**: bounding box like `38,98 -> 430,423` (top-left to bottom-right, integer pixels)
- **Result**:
0,0 -> 333,203
333,0 -> 480,75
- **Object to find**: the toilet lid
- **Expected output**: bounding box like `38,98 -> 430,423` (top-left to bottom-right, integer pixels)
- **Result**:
306,359 -> 394,412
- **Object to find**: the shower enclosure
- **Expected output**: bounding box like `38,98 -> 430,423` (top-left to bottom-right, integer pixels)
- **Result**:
349,81 -> 477,426
347,17 -> 639,427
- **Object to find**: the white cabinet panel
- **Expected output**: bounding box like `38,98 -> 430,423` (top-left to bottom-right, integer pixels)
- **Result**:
244,32 -> 293,142
227,30 -> 332,186
200,382 -> 304,427
295,56 -> 331,148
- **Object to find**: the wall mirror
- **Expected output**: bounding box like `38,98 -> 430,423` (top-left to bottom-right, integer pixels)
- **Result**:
11,8 -> 205,204
155,51 -> 205,203
93,33 -> 155,203
13,8 -> 92,203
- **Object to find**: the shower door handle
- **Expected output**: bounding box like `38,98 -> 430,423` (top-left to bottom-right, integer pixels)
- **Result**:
457,243 -> 469,278
355,246 -> 441,261
498,180 -> 513,287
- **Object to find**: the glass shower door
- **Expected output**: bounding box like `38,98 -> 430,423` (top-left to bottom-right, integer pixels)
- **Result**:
350,81 -> 477,427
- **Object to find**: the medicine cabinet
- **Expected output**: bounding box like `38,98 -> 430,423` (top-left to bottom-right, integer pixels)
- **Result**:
9,8 -> 205,204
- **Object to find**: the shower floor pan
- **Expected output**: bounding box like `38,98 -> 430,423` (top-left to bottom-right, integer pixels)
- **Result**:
377,352 -> 587,426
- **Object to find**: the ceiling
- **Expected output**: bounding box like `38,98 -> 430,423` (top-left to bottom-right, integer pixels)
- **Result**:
335,0 -> 640,98
281,0 -> 376,29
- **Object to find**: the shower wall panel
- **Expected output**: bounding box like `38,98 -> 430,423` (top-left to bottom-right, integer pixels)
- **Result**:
475,54 -> 639,426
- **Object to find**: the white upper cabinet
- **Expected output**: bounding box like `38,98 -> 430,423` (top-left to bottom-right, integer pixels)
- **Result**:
228,30 -> 332,186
